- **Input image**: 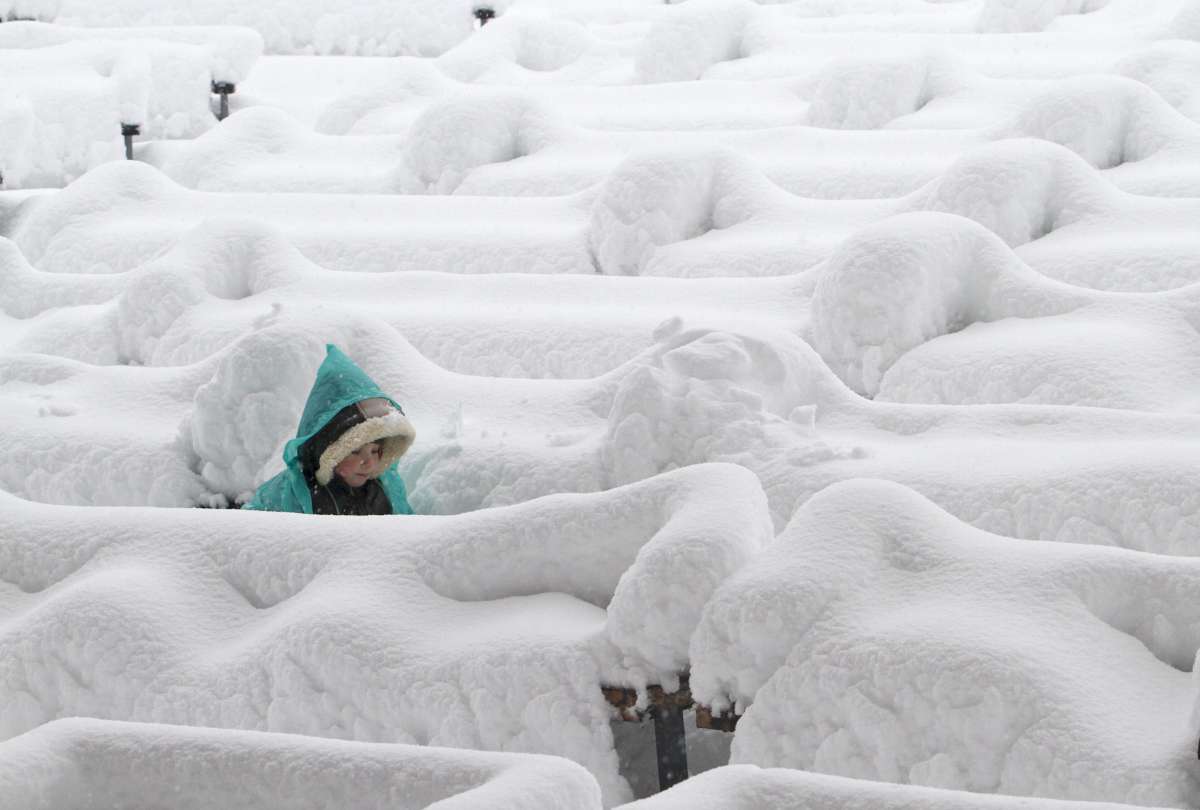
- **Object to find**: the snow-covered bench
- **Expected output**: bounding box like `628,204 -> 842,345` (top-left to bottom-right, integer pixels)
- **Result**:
0,718 -> 603,810
686,478 -> 1200,807
0,461 -> 768,804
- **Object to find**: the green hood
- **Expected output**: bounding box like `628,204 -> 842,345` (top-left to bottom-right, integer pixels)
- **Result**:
241,344 -> 415,515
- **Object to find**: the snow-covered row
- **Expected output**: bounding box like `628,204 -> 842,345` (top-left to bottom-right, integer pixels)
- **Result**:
432,0 -> 1194,86
1,301 -> 1198,557
10,136 -> 1200,292
0,718 -> 602,810
688,479 -> 1200,806
0,21 -> 262,85
232,35 -> 1200,139
0,462 -> 769,805
4,161 -> 594,275
623,765 -> 1178,810
52,0 -> 476,56
145,72 -> 1200,200
0,220 -> 801,375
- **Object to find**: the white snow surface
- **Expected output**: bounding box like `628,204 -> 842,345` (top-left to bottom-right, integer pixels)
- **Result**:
53,0 -> 475,57
0,718 -> 602,810
622,766 -> 1177,810
0,463 -> 768,805
4,0 -> 1200,807
689,479 -> 1200,805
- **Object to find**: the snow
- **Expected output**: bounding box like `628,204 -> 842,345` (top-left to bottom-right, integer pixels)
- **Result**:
0,718 -> 603,809
688,479 -> 1200,805
53,0 -> 474,57
0,25 -> 263,186
4,0 -> 1200,807
623,766 -> 1174,810
0,462 -> 767,805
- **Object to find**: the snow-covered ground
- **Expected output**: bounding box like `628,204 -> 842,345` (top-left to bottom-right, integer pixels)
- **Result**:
2,0 -> 1200,807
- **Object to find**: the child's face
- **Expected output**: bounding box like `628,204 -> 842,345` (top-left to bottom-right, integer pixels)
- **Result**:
334,442 -> 385,488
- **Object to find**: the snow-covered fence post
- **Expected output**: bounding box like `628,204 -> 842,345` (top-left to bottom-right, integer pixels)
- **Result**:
602,677 -> 693,791
651,698 -> 688,790
473,6 -> 495,27
211,80 -> 236,121
120,123 -> 140,160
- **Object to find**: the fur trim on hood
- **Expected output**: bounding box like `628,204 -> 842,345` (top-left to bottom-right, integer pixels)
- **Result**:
315,408 -> 416,486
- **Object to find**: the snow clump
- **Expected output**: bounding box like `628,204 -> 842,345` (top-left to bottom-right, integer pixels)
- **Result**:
589,148 -> 777,276
808,212 -> 1088,396
807,48 -> 963,130
633,0 -> 756,84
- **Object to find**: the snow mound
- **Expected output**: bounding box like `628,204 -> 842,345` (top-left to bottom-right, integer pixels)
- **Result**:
808,212 -> 1086,395
807,48 -> 962,129
997,76 -> 1190,170
603,328 -> 858,487
690,478 -> 1200,806
141,106 -> 416,194
633,0 -> 755,84
0,237 -> 123,318
976,0 -> 1110,33
54,0 -> 474,57
877,308 -> 1200,412
905,139 -> 1115,247
403,93 -> 564,194
1115,42 -> 1200,122
0,462 -> 769,804
186,325 -> 346,499
312,57 -> 453,135
624,765 -> 1171,810
0,718 -> 602,810
0,21 -> 262,85
112,220 -> 305,364
9,159 -> 179,270
589,148 -> 777,276
436,11 -> 596,82
8,160 -> 594,275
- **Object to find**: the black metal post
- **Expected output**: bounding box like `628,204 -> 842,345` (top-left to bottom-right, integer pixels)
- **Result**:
473,6 -> 495,26
121,123 -> 140,160
211,81 -> 236,121
650,700 -> 689,791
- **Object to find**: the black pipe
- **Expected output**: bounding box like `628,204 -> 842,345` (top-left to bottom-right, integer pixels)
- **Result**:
211,81 -> 236,121
121,123 -> 140,160
650,701 -> 689,791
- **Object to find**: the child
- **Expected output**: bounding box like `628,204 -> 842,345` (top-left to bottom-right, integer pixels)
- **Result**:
242,344 -> 415,515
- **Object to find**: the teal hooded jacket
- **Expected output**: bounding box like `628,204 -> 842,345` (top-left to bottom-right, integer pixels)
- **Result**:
241,345 -> 414,515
